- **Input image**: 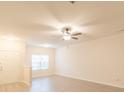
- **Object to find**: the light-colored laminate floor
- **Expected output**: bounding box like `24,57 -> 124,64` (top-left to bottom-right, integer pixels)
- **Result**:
0,82 -> 28,92
0,75 -> 124,92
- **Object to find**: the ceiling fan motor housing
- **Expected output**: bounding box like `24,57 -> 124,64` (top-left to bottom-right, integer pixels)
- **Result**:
62,27 -> 72,35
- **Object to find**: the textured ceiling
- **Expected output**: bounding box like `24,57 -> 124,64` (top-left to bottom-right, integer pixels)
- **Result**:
0,1 -> 124,48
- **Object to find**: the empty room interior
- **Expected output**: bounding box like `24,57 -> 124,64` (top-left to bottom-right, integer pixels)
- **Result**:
0,1 -> 124,92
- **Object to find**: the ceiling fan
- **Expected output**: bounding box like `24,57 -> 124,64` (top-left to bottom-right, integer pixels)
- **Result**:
61,27 -> 82,40
24,1 -> 84,42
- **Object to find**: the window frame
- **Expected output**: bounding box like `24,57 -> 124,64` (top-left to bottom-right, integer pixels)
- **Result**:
31,54 -> 49,71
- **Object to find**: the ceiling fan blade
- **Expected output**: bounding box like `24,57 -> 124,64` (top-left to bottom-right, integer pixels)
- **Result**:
72,32 -> 82,36
72,37 -> 79,40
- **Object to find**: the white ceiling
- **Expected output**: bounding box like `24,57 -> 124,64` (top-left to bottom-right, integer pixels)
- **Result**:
0,1 -> 124,48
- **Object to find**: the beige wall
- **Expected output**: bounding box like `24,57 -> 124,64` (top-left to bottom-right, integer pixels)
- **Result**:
0,39 -> 26,85
23,46 -> 32,86
0,39 -> 55,85
27,46 -> 55,78
23,67 -> 32,86
56,33 -> 124,88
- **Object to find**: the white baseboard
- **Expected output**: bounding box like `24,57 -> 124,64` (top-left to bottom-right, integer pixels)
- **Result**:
55,73 -> 124,89
32,73 -> 54,79
21,81 -> 30,86
0,80 -> 30,87
0,81 -> 19,85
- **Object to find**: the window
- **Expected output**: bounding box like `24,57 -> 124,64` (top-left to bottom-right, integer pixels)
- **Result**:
32,55 -> 49,71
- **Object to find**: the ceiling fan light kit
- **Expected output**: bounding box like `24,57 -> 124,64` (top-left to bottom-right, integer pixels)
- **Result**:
61,27 -> 82,41
63,35 -> 71,40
